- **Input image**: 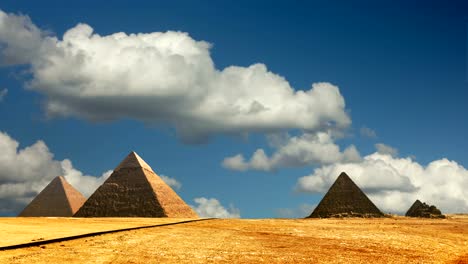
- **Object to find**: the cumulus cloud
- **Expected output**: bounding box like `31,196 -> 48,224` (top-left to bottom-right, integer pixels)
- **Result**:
296,146 -> 468,214
0,12 -> 45,65
360,126 -> 377,138
276,203 -> 316,218
0,10 -> 350,143
191,197 -> 240,218
0,131 -> 110,215
375,143 -> 398,157
222,154 -> 249,171
222,132 -> 361,171
160,174 -> 182,190
0,88 -> 7,101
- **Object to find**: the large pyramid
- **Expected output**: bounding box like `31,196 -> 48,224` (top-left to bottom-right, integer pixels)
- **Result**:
74,151 -> 198,218
19,176 -> 86,217
308,172 -> 383,218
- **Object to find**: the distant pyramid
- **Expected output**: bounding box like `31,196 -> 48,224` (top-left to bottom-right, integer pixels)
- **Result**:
19,176 -> 86,217
405,199 -> 424,216
405,199 -> 445,218
308,172 -> 383,218
74,151 -> 198,218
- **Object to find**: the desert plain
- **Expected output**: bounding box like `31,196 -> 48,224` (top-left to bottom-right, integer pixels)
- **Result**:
0,216 -> 467,264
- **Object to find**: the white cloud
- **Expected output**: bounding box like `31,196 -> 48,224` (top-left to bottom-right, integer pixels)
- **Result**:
375,143 -> 398,157
191,197 -> 240,218
296,146 -> 468,214
222,132 -> 361,171
0,88 -> 7,101
0,10 -> 350,143
276,203 -> 316,218
160,174 -> 182,190
222,154 -> 249,171
0,11 -> 45,65
0,131 -> 110,215
61,161 -> 111,197
360,126 -> 377,138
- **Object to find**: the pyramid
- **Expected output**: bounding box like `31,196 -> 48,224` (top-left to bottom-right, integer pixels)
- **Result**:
74,151 -> 198,218
405,199 -> 424,217
308,172 -> 383,218
405,199 -> 445,218
19,176 -> 86,217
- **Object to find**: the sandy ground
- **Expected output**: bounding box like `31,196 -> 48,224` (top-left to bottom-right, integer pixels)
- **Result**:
0,217 -> 192,247
0,217 -> 467,263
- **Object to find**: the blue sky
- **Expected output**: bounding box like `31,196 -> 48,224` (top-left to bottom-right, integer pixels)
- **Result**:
0,0 -> 467,217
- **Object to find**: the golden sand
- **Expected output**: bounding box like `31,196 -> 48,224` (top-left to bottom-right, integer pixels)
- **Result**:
0,216 -> 467,263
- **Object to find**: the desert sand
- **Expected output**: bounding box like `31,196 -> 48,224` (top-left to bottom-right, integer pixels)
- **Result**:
0,216 -> 467,263
0,217 -> 192,247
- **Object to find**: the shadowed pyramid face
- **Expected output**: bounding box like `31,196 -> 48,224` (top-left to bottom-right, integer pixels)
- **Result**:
19,176 -> 86,217
74,151 -> 198,218
308,172 -> 383,218
405,199 -> 424,216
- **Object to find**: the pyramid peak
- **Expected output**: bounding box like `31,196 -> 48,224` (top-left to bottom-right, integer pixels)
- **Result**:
45,176 -> 66,187
114,151 -> 153,171
54,175 -> 66,182
337,172 -> 351,179
335,172 -> 356,185
54,176 -> 76,188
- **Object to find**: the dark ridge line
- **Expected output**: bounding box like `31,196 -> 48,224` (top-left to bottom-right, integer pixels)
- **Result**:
0,218 -> 216,251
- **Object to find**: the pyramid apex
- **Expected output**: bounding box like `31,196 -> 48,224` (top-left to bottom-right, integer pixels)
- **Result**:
114,151 -> 153,171
336,172 -> 354,183
338,171 -> 350,178
55,175 -> 66,181
51,175 -> 67,185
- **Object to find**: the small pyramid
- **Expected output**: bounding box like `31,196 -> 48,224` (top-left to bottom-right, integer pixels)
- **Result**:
405,199 -> 424,217
405,199 -> 445,218
19,176 -> 86,217
74,151 -> 198,218
308,172 -> 383,218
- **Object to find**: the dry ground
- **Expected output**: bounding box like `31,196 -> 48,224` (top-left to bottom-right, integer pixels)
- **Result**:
0,216 -> 467,263
0,217 -> 193,247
